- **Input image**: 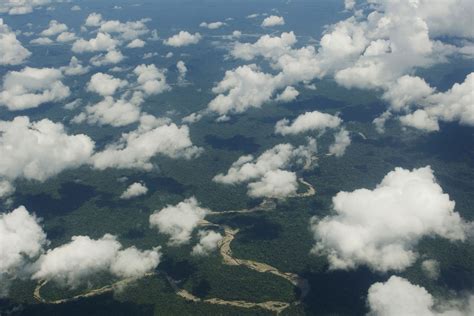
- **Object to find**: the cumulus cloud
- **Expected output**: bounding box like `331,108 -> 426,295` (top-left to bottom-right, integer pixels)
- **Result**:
328,129 -> 351,157
0,19 -> 31,65
275,111 -> 342,135
0,67 -> 70,110
261,15 -> 285,27
134,64 -> 170,95
0,206 -> 48,296
214,139 -> 316,198
0,0 -> 52,15
176,60 -> 187,85
0,179 -> 15,199
87,73 -> 128,96
192,230 -> 223,256
208,65 -> 282,115
98,18 -> 150,41
56,31 -> 77,43
200,21 -> 226,30
311,166 -> 469,272
32,234 -> 161,288
164,31 -> 201,47
91,115 -> 202,170
73,94 -> 142,127
149,197 -> 209,245
127,38 -> 145,48
120,182 -> 148,199
60,56 -> 90,76
421,259 -> 440,280
40,20 -> 67,37
275,86 -> 299,102
30,37 -> 54,45
85,13 -> 103,27
0,116 -> 94,182
90,49 -> 125,67
72,32 -> 118,53
367,276 -> 474,316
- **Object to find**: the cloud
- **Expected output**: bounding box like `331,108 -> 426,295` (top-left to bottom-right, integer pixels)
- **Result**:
60,56 -> 90,76
30,37 -> 54,45
164,31 -> 201,47
32,234 -> 161,288
73,94 -> 142,127
72,32 -> 118,53
120,182 -> 148,199
176,60 -> 187,84
127,38 -> 145,48
192,230 -> 223,256
85,13 -> 103,27
200,21 -> 226,30
56,31 -> 77,43
0,206 -> 48,296
0,179 -> 14,199
398,73 -> 474,132
98,18 -> 150,41
91,115 -> 202,170
214,139 -> 316,198
87,73 -> 128,96
275,86 -> 299,102
0,116 -> 95,182
0,0 -> 52,15
0,19 -> 31,65
328,129 -> 351,157
134,64 -> 170,95
311,166 -> 469,272
149,197 -> 209,245
0,67 -> 70,111
367,276 -> 474,316
90,49 -> 125,67
40,20 -> 67,37
248,169 -> 298,199
261,15 -> 285,27
275,111 -> 342,135
208,65 -> 282,115
421,259 -> 440,280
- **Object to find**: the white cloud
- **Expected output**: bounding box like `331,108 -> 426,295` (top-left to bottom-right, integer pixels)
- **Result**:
311,166 -> 469,272
367,276 -> 474,316
134,64 -> 170,96
275,111 -> 342,135
90,49 -> 125,67
182,112 -> 202,124
421,259 -> 440,280
72,32 -> 118,53
275,86 -> 299,102
0,19 -> 31,65
248,169 -> 298,199
328,129 -> 351,157
0,0 -> 52,15
208,65 -> 282,115
149,197 -> 209,246
60,56 -> 90,76
99,18 -> 150,41
192,230 -> 223,256
0,67 -> 70,111
92,115 -> 202,170
261,15 -> 285,27
73,94 -> 142,127
176,60 -> 187,84
399,110 -> 440,132
214,139 -> 316,198
87,73 -> 128,96
30,37 -> 54,45
40,20 -> 67,37
127,38 -> 145,48
120,182 -> 148,199
71,5 -> 80,11
164,31 -> 201,47
0,179 -> 14,199
383,75 -> 434,112
56,31 -> 77,43
0,206 -> 48,296
32,234 -> 161,288
0,116 -> 95,182
85,13 -> 103,27
200,21 -> 226,30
